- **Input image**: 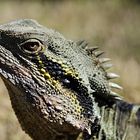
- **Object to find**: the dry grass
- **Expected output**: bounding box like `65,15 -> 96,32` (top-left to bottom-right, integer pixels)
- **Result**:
0,1 -> 140,139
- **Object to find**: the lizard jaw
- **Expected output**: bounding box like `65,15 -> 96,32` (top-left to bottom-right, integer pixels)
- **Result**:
0,44 -> 32,86
0,44 -> 96,137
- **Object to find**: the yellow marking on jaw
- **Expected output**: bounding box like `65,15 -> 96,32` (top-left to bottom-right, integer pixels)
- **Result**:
51,79 -> 57,85
38,60 -> 42,64
40,68 -> 59,86
39,68 -> 51,80
37,55 -> 82,88
44,73 -> 51,79
40,68 -> 46,74
75,72 -> 79,77
35,54 -> 84,116
64,68 -> 80,81
61,64 -> 68,68
52,78 -> 83,115
39,68 -> 59,86
61,90 -> 82,114
35,55 -> 61,88
36,55 -> 43,67
51,59 -> 57,63
57,60 -> 63,65
70,94 -> 82,114
65,70 -> 73,75
45,55 -> 81,80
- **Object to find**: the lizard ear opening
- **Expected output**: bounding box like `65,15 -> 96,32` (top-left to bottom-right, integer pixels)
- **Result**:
19,39 -> 43,54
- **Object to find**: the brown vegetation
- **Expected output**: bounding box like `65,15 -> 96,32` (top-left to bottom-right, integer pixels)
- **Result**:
0,1 -> 140,139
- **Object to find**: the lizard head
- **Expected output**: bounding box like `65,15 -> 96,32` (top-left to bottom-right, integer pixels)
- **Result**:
0,19 -> 122,138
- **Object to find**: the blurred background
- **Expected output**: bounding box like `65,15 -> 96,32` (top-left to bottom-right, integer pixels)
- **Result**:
0,0 -> 140,139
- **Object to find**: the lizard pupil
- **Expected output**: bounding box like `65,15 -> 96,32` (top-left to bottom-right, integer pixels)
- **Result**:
19,39 -> 43,54
23,42 -> 39,51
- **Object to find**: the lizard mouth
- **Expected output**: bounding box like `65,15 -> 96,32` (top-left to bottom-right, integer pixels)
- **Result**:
0,44 -> 98,135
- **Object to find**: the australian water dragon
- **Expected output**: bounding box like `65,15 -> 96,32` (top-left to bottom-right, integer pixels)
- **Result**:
0,19 -> 140,140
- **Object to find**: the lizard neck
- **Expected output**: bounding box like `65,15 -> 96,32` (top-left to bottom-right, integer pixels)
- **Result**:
96,100 -> 140,140
115,101 -> 140,140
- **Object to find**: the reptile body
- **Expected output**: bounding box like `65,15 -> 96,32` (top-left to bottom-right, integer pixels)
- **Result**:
0,19 -> 140,140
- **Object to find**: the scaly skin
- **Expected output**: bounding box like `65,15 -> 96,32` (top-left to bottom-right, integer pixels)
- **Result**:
0,19 -> 140,140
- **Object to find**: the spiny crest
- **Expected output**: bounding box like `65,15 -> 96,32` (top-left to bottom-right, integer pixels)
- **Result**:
77,40 -> 123,101
88,46 -> 123,100
76,40 -> 88,49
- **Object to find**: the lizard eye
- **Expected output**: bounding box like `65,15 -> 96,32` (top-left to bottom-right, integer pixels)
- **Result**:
19,39 -> 43,54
